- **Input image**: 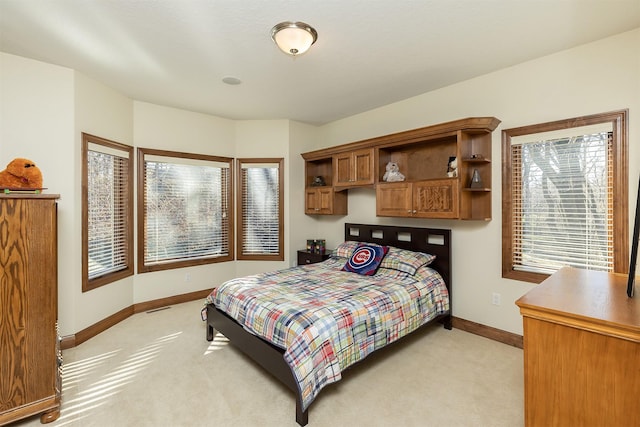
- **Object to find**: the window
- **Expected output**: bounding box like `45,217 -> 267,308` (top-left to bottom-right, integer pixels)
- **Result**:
82,133 -> 134,292
502,110 -> 628,283
237,158 -> 284,260
138,148 -> 233,272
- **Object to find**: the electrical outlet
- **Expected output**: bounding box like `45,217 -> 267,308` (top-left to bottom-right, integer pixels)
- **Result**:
185,273 -> 191,282
492,292 -> 501,306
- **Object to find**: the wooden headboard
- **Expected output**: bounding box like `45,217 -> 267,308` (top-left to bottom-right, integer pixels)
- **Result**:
344,223 -> 452,291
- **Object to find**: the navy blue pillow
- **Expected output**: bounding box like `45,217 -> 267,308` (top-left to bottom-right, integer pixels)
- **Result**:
342,244 -> 389,276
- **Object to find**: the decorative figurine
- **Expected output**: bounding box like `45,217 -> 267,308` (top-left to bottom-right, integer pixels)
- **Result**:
311,176 -> 326,186
470,169 -> 483,188
447,157 -> 458,177
383,162 -> 405,182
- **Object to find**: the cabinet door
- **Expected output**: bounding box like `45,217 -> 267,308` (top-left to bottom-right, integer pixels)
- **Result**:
352,148 -> 374,185
376,182 -> 413,217
316,187 -> 335,214
305,188 -> 321,214
305,188 -> 347,215
333,152 -> 353,187
413,179 -> 459,218
333,148 -> 374,188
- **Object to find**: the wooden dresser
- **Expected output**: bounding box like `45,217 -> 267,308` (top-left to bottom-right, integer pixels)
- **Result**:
516,267 -> 640,427
0,194 -> 61,425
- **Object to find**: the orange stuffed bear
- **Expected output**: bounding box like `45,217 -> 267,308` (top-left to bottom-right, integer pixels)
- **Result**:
0,158 -> 43,189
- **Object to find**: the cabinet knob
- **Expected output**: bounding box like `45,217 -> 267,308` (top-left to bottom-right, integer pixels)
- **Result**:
412,210 -> 417,214
407,210 -> 412,213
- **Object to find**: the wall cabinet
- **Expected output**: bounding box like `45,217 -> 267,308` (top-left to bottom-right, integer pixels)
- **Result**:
375,125 -> 494,220
0,194 -> 61,425
302,154 -> 348,215
301,117 -> 500,220
305,187 -> 347,215
376,179 -> 459,218
333,148 -> 374,189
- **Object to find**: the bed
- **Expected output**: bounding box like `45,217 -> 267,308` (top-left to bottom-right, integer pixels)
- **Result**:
205,223 -> 452,426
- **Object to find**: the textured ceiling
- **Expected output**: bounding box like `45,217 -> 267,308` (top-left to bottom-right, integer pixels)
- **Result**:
1,0 -> 639,125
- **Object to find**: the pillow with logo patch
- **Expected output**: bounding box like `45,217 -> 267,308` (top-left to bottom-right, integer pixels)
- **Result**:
342,243 -> 389,276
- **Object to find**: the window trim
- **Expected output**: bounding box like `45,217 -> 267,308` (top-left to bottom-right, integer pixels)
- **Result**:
236,158 -> 284,261
137,147 -> 234,273
82,133 -> 134,292
502,110 -> 629,283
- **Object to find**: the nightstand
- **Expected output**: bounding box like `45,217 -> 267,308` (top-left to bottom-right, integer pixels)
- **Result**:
297,250 -> 331,266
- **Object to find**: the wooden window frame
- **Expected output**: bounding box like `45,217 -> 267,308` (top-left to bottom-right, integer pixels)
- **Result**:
82,133 -> 134,292
502,110 -> 629,283
236,158 -> 284,261
137,148 -> 234,273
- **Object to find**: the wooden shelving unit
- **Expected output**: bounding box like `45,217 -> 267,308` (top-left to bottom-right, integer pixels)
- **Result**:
301,117 -> 500,220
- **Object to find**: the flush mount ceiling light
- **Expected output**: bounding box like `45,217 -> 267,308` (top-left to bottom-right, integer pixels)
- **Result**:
271,21 -> 318,56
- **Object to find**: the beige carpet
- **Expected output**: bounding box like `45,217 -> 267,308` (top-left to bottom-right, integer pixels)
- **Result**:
14,300 -> 523,427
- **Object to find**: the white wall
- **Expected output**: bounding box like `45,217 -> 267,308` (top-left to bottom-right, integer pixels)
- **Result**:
313,28 -> 640,335
288,120 -> 323,259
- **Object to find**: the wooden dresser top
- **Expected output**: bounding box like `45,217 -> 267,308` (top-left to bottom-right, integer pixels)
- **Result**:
0,193 -> 60,200
516,267 -> 640,341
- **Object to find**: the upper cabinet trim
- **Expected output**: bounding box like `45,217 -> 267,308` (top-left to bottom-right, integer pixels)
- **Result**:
302,117 -> 501,160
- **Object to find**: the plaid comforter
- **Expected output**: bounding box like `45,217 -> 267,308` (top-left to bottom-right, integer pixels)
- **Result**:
206,257 -> 449,411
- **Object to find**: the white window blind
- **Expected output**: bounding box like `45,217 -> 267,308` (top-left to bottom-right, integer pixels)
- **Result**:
511,131 -> 613,274
240,162 -> 281,256
143,156 -> 231,266
87,145 -> 130,280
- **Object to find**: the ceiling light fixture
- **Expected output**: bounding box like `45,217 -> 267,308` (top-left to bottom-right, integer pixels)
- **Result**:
271,21 -> 318,56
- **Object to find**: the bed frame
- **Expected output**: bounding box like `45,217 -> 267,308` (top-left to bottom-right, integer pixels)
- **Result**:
206,223 -> 452,426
